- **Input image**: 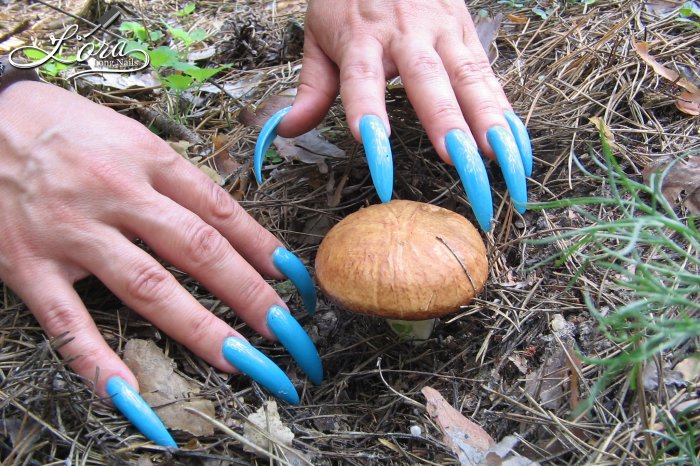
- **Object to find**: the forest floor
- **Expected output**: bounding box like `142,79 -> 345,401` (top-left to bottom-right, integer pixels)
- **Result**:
0,0 -> 699,464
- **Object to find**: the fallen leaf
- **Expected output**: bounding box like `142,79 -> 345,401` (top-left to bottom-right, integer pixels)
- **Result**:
473,13 -> 504,63
273,129 -> 346,174
123,339 -> 216,437
422,386 -> 495,465
243,401 -> 294,452
676,89 -> 700,115
238,92 -> 296,128
525,341 -> 570,410
212,134 -> 241,178
642,362 -> 687,391
675,356 -> 700,383
80,71 -> 160,90
633,40 -> 700,115
508,354 -> 529,375
507,14 -> 530,24
644,0 -> 685,16
642,155 -> 700,215
588,117 -> 620,151
168,140 -> 192,159
199,164 -> 224,185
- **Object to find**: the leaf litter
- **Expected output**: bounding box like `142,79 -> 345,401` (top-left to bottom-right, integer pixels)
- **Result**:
123,339 -> 216,437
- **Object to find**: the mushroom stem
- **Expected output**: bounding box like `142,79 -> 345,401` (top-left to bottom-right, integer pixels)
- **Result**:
386,318 -> 436,341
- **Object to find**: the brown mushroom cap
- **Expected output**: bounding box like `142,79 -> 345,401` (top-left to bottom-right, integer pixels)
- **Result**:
315,200 -> 488,320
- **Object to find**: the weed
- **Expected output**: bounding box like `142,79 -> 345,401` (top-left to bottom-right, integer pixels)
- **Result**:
120,16 -> 228,93
528,122 -> 699,458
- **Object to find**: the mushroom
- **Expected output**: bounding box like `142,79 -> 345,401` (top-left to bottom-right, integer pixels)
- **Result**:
315,200 -> 488,339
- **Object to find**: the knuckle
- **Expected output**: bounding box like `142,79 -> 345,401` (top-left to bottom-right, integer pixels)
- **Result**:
68,342 -> 109,376
188,311 -> 219,343
125,262 -> 173,304
207,183 -> 237,222
236,275 -> 271,309
40,301 -> 83,337
341,61 -> 382,82
405,52 -> 443,80
184,223 -> 228,268
450,59 -> 490,87
428,99 -> 463,122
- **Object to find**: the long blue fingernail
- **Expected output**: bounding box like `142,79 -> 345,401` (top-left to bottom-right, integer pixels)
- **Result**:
359,115 -> 393,203
445,130 -> 493,232
254,106 -> 292,184
272,247 -> 316,315
222,336 -> 300,405
267,305 -> 323,385
106,376 -> 177,448
504,110 -> 533,177
487,126 -> 527,214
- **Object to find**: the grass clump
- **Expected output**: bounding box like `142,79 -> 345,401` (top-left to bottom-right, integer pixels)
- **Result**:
528,121 -> 700,462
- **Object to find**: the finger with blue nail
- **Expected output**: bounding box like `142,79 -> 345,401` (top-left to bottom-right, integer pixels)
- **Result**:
265,2 -> 535,229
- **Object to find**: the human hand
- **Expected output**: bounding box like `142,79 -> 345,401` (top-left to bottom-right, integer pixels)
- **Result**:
0,81 -> 322,446
256,0 -> 532,231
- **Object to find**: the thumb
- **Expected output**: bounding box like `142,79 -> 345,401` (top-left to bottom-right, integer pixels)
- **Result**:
276,31 -> 340,137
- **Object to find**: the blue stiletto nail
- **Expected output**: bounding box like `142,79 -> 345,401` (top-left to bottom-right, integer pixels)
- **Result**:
267,305 -> 323,385
445,130 -> 493,232
222,336 -> 300,405
272,247 -> 316,315
487,126 -> 528,214
106,376 -> 177,448
504,111 -> 533,177
359,115 -> 393,203
254,106 -> 292,184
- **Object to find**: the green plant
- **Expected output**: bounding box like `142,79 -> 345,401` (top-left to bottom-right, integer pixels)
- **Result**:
677,1 -> 700,28
119,16 -> 228,93
22,48 -> 75,77
175,2 -> 196,17
528,123 -> 700,419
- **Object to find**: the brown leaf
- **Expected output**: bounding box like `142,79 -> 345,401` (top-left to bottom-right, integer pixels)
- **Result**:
123,339 -> 216,437
633,40 -> 700,115
422,386 -> 495,464
676,90 -> 700,116
644,0 -> 685,15
212,134 -> 241,178
642,155 -> 700,215
473,13 -> 503,63
507,13 -> 529,24
238,93 -> 296,128
273,129 -> 346,174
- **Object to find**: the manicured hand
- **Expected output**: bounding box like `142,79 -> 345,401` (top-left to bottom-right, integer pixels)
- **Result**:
0,82 -> 322,446
263,0 -> 533,231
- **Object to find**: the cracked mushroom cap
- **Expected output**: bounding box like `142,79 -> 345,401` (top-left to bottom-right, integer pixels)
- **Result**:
315,200 -> 488,320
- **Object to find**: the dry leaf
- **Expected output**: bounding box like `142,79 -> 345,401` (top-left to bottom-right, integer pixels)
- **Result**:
243,401 -> 294,452
123,339 -> 216,437
473,13 -> 504,63
199,165 -> 224,185
422,386 -> 495,465
675,356 -> 700,383
238,93 -> 296,128
507,14 -> 530,24
633,40 -> 700,115
642,155 -> 700,215
212,134 -> 241,178
508,354 -> 529,375
644,0 -> 685,16
525,340 -> 571,410
588,117 -> 620,151
273,129 -> 346,174
168,140 -> 192,159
